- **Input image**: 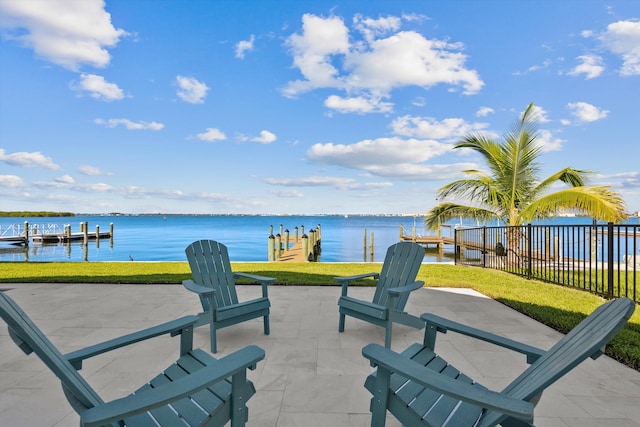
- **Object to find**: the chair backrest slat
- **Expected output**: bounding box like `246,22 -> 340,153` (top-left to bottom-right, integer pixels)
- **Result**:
0,293 -> 104,412
373,242 -> 424,309
478,297 -> 635,427
185,240 -> 239,308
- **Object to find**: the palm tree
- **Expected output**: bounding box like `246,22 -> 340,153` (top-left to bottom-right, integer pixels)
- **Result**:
424,102 -> 627,262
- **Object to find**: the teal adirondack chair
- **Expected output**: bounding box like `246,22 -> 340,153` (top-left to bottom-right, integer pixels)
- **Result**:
362,297 -> 635,427
0,292 -> 265,427
337,241 -> 426,348
183,240 -> 275,353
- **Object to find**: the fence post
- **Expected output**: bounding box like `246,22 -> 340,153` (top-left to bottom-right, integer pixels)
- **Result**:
607,222 -> 614,298
454,228 -> 458,264
527,224 -> 532,279
482,226 -> 487,268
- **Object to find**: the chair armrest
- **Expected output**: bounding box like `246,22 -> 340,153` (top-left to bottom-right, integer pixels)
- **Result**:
182,279 -> 216,296
234,273 -> 275,298
421,313 -> 545,364
65,315 -> 199,370
80,345 -> 266,427
362,343 -> 533,422
387,280 -> 424,296
233,272 -> 276,285
334,272 -> 379,284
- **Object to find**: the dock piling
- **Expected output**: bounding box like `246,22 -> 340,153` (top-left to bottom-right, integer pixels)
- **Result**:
268,224 -> 321,262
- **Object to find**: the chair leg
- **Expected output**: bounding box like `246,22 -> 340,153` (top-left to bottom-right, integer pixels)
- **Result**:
338,313 -> 346,332
384,323 -> 392,348
210,324 -> 218,354
263,315 -> 270,335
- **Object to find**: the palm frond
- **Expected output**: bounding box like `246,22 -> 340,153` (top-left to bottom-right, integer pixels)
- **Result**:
454,135 -> 505,177
520,186 -> 628,223
424,202 -> 503,229
534,168 -> 592,194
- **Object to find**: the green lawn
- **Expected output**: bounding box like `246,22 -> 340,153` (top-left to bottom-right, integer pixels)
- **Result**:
1,261 -> 638,370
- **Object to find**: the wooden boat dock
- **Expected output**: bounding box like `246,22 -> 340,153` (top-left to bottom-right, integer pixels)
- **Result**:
32,231 -> 112,243
269,224 -> 321,262
0,236 -> 28,245
0,221 -> 113,246
400,224 -> 456,252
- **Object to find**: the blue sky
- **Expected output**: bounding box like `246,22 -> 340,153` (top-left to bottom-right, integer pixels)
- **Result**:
1,0 -> 639,215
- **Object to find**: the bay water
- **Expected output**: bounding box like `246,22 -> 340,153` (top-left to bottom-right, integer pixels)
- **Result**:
1,214 -> 448,263
2,214 -> 637,263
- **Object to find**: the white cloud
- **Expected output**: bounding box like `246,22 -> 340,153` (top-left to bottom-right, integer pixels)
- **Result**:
324,94 -> 393,114
283,13 -> 483,101
391,116 -> 489,140
251,130 -> 277,144
618,171 -> 640,189
176,75 -> 209,104
71,73 -> 124,101
283,14 -> 350,96
264,176 -> 392,190
235,34 -> 255,59
55,174 -> 75,184
598,19 -> 640,76
271,189 -> 304,198
307,137 -> 451,170
568,54 -> 604,79
0,174 -> 25,188
94,118 -> 164,130
0,148 -> 60,170
566,102 -> 609,123
345,31 -> 483,95
353,14 -> 402,43
364,162 -> 475,181
476,106 -> 494,117
0,0 -> 126,70
512,59 -> 552,76
196,128 -> 227,142
536,130 -> 566,152
73,182 -> 114,192
78,165 -> 108,175
528,105 -> 551,123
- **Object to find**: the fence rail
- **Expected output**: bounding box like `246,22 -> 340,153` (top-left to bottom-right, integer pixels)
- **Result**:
454,222 -> 640,302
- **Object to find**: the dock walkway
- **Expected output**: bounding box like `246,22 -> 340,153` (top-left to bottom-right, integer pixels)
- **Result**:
269,224 -> 321,262
32,231 -> 112,243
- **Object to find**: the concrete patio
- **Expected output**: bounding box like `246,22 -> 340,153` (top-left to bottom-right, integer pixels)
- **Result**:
1,282 -> 639,426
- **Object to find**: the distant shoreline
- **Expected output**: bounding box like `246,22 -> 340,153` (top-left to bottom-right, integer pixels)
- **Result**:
0,212 -> 422,218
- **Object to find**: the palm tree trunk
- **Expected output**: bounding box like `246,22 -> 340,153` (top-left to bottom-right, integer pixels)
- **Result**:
505,226 -> 524,268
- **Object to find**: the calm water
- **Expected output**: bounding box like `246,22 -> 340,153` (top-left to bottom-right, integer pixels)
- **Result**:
2,215 -> 637,263
1,214 -> 452,262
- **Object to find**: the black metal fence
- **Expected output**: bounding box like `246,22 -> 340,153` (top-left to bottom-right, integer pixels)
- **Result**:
454,222 -> 640,302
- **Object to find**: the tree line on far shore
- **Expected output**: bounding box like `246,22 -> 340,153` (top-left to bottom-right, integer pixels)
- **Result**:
0,211 -> 75,217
